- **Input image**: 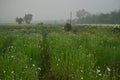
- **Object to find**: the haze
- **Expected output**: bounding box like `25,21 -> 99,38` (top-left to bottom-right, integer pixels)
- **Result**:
0,0 -> 120,23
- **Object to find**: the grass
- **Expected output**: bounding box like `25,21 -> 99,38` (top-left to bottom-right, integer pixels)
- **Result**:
0,24 -> 120,80
0,34 -> 41,80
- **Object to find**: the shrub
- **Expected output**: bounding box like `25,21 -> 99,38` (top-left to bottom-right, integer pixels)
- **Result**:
64,23 -> 72,31
72,26 -> 79,34
37,22 -> 44,25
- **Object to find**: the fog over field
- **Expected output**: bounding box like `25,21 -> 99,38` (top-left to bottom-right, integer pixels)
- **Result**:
0,0 -> 120,23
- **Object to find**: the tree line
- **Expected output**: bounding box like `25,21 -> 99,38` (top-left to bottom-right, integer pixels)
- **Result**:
74,9 -> 120,24
16,9 -> 120,24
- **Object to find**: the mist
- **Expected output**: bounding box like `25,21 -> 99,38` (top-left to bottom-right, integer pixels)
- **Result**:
0,0 -> 120,23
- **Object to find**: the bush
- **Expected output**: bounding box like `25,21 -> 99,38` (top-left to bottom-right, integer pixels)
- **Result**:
72,26 -> 79,34
64,23 -> 72,31
37,22 -> 44,25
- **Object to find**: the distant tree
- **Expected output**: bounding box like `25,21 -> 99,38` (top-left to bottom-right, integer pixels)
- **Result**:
38,22 -> 44,25
24,14 -> 33,24
76,9 -> 91,23
64,23 -> 72,31
15,17 -> 24,24
75,9 -> 120,24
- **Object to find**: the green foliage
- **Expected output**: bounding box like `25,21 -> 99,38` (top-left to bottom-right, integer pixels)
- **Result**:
76,9 -> 120,24
64,23 -> 72,31
37,22 -> 44,25
0,34 -> 40,80
16,17 -> 24,24
24,14 -> 33,24
0,25 -> 120,80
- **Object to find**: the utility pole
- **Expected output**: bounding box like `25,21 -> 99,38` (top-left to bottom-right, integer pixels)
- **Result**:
70,11 -> 72,24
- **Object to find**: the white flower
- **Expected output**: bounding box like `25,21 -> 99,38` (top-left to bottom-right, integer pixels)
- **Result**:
107,67 -> 111,72
3,70 -> 6,73
11,71 -> 14,74
11,46 -> 13,49
37,67 -> 41,71
25,66 -> 28,69
79,45 -> 82,48
81,70 -> 83,73
72,76 -> 74,79
96,69 -> 100,73
81,77 -> 83,80
98,73 -> 102,76
11,56 -> 14,58
32,64 -> 35,67
30,58 -> 32,60
58,59 -> 60,61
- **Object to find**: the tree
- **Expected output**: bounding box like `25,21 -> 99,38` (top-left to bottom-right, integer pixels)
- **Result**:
75,9 -> 120,24
24,14 -> 33,24
64,23 -> 72,31
76,9 -> 91,23
16,17 -> 24,24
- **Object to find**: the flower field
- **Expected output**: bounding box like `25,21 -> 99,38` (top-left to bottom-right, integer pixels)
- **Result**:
0,24 -> 120,80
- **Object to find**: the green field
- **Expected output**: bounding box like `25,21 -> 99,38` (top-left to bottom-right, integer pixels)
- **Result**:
0,24 -> 120,80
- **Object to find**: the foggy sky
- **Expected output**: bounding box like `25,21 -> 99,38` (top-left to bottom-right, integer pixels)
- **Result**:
0,0 -> 120,23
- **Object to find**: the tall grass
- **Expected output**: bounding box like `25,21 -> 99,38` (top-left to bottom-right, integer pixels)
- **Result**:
0,25 -> 120,80
48,31 -> 120,80
0,33 -> 42,80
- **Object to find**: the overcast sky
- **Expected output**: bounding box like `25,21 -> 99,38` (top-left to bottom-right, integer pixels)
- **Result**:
0,0 -> 120,23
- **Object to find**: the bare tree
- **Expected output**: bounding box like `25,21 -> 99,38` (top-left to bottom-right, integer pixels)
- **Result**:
76,9 -> 91,21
